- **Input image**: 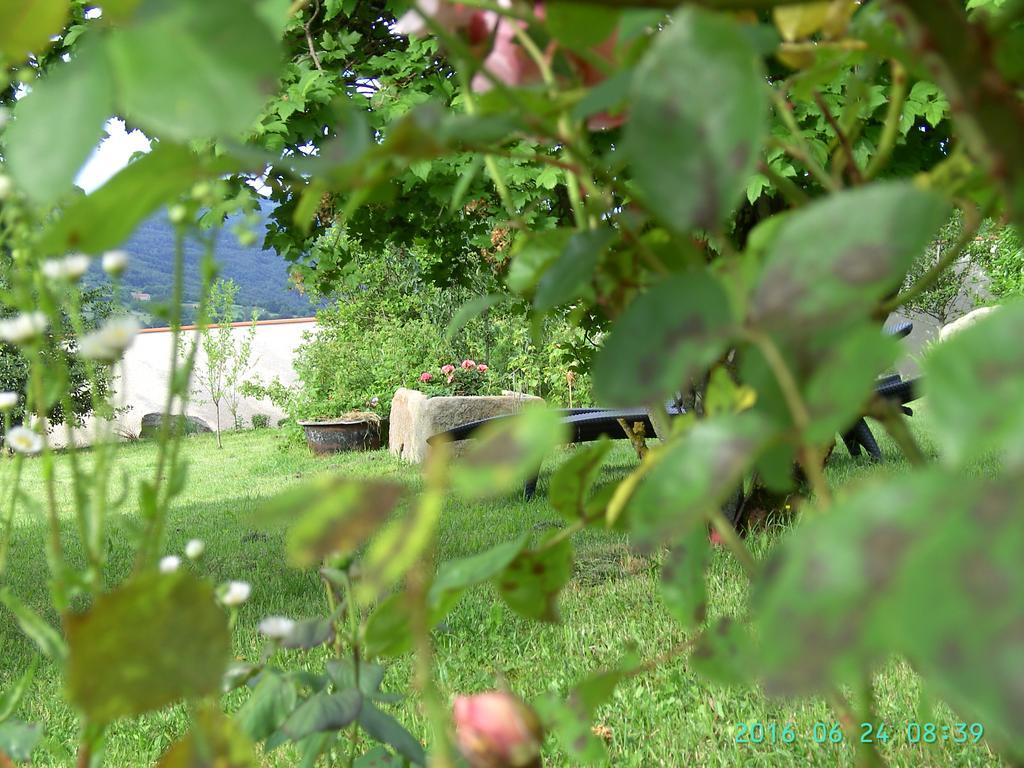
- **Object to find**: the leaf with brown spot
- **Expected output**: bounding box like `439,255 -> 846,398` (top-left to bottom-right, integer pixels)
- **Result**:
748,182 -> 948,336
660,524 -> 711,630
691,618 -> 756,687
625,8 -> 767,234
754,469 -> 1024,743
497,535 -> 573,623
450,408 -> 567,499
625,413 -> 772,550
253,477 -> 406,569
593,271 -> 736,407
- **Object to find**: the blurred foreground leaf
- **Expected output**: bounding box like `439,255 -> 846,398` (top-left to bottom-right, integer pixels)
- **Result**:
755,470 -> 1024,743
65,572 -> 229,724
924,301 -> 1024,467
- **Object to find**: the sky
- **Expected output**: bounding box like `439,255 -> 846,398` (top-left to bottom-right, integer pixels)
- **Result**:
74,118 -> 152,194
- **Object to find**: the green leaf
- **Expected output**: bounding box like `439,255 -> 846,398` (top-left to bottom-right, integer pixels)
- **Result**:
255,477 -> 406,569
0,590 -> 66,662
0,720 -> 41,762
158,708 -> 257,767
748,183 -> 949,336
534,229 -> 614,312
363,593 -> 413,659
0,0 -> 68,62
592,271 -> 736,407
326,659 -> 386,696
624,8 -> 767,233
445,294 -> 505,340
0,656 -> 38,723
65,572 -> 230,724
690,618 -> 755,687
449,408 -> 568,500
545,3 -> 620,50
281,618 -> 334,650
5,41 -> 114,203
39,144 -> 237,255
506,229 -> 574,295
282,690 -> 363,741
497,535 -> 574,623
660,524 -> 711,629
802,325 -> 900,444
754,470 -> 1024,742
923,301 -> 1024,466
236,673 -> 297,743
428,536 -> 529,610
625,414 -> 771,550
548,439 -> 613,522
357,702 -> 426,766
105,0 -> 281,141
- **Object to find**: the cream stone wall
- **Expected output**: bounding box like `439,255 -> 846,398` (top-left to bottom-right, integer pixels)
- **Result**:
57,318 -> 316,446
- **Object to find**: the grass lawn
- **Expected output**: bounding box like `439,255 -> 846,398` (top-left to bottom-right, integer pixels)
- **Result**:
0,418 -> 1005,767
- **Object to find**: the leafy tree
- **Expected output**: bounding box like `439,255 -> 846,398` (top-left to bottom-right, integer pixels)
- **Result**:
186,279 -> 258,448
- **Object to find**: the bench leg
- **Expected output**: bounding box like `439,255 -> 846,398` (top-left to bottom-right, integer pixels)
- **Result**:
523,474 -> 539,501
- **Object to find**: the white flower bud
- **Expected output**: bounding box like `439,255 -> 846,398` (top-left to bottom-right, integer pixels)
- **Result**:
0,392 -> 17,412
5,426 -> 43,455
257,616 -> 296,639
42,254 -> 91,282
184,538 -> 205,560
0,174 -> 12,201
159,555 -> 181,573
0,312 -> 48,345
219,580 -> 251,607
168,204 -> 188,224
102,250 -> 129,276
78,315 -> 141,363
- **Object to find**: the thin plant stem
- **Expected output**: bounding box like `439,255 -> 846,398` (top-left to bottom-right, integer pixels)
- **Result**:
882,202 -> 985,313
814,91 -> 863,185
865,61 -> 908,180
406,447 -> 455,768
744,329 -> 832,508
870,398 -> 927,467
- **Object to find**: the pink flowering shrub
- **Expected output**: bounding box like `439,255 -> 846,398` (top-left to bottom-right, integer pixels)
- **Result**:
417,357 -> 494,396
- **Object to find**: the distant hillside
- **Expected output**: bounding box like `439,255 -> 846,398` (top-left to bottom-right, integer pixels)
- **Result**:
87,201 -> 317,327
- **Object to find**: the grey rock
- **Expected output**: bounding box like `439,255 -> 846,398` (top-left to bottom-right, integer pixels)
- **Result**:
388,388 -> 544,464
139,412 -> 213,439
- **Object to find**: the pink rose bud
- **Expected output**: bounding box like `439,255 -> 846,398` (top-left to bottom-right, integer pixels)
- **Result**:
462,359 -> 476,369
453,691 -> 543,768
420,372 -> 433,382
477,364 -> 489,372
442,364 -> 456,375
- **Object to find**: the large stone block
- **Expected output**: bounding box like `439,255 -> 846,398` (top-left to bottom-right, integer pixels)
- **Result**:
388,388 -> 544,463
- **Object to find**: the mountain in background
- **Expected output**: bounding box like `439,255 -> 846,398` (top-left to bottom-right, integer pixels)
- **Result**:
88,201 -> 318,327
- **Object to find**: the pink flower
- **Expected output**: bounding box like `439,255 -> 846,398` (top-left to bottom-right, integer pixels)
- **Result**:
453,692 -> 543,768
441,364 -> 456,375
394,0 -> 507,45
470,15 -> 544,92
447,375 -> 455,384
461,359 -> 476,370
420,372 -> 434,382
477,364 -> 489,373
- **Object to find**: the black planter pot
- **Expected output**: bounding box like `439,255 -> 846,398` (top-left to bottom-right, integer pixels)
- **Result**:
298,417 -> 383,455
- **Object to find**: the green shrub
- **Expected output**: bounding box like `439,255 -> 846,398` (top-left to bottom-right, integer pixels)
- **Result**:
250,413 -> 270,429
